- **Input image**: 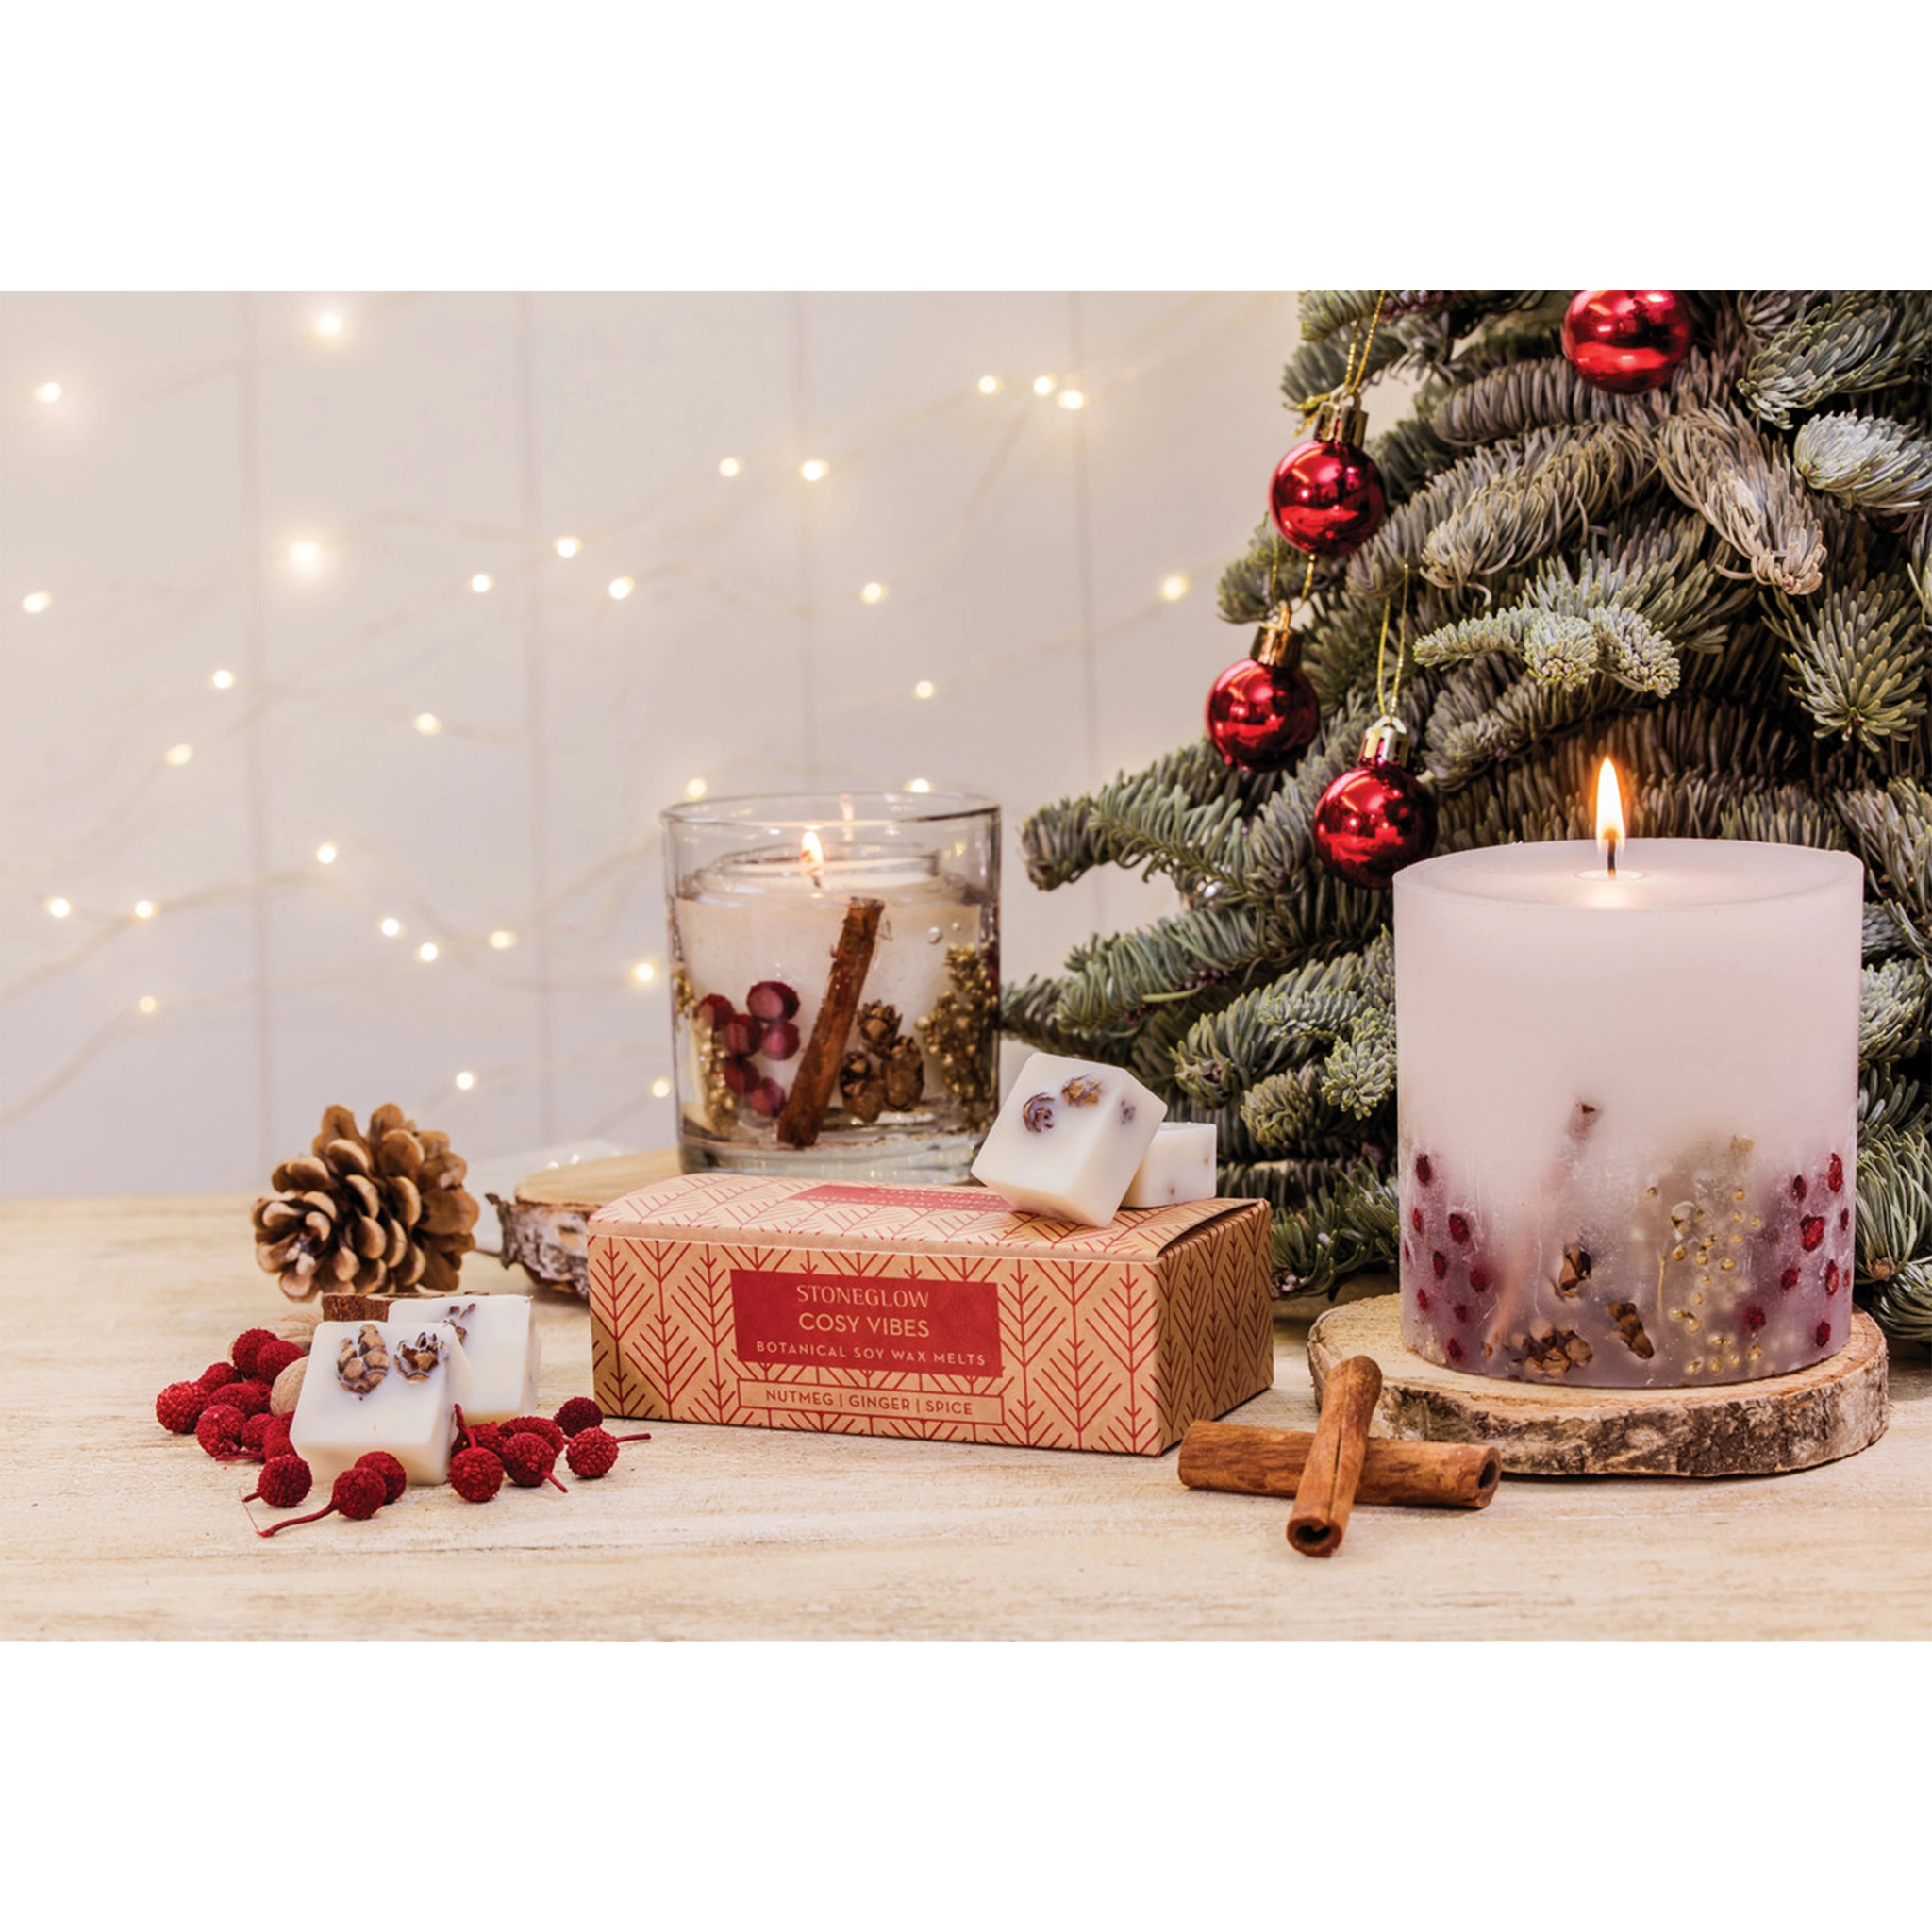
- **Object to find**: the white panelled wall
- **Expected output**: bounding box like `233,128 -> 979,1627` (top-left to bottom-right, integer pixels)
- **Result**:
2,292 -> 1322,1197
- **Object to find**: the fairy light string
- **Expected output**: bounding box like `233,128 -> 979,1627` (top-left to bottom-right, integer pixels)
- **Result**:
5,292 -> 1294,1128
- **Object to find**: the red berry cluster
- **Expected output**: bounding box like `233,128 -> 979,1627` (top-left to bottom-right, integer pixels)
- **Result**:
445,1398 -> 652,1504
156,1326 -> 310,1457
156,1329 -> 650,1533
696,979 -> 800,1118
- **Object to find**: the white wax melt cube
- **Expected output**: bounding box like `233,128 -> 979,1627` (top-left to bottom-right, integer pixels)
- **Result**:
402,1295 -> 540,1424
289,1319 -> 473,1488
972,1051 -> 1166,1225
1123,1121 -> 1219,1208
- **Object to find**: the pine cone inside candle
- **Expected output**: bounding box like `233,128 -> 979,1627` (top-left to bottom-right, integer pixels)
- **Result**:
838,1003 -> 925,1123
251,1103 -> 479,1301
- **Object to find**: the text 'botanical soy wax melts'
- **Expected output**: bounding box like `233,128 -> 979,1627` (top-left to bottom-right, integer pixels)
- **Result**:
324,1292 -> 538,1424
289,1320 -> 473,1488
971,1052 -> 1165,1225
1123,1122 -> 1218,1208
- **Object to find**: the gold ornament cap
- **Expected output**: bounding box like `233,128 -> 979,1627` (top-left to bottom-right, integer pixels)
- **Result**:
1316,391 -> 1369,448
1359,714 -> 1414,767
1251,617 -> 1301,670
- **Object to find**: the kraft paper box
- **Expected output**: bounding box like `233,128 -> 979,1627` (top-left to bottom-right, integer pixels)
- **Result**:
587,1174 -> 1274,1454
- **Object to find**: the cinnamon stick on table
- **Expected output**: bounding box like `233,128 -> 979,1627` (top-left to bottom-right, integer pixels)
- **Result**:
776,897 -> 885,1149
1178,1421 -> 1499,1510
1285,1353 -> 1384,1557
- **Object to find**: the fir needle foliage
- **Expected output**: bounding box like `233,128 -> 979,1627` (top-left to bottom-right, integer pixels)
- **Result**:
1008,291 -> 1932,1335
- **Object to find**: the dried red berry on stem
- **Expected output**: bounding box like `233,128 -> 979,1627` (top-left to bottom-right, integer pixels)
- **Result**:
199,1361 -> 241,1391
245,1456 -> 314,1510
501,1431 -> 568,1492
553,1396 -> 602,1437
504,1415 -> 564,1452
564,1428 -> 620,1479
156,1381 -> 210,1434
197,1404 -> 247,1459
355,1452 -> 408,1506
696,992 -> 736,1031
252,1337 -> 306,1385
257,1465 -> 388,1536
449,1447 -> 505,1502
229,1328 -> 281,1377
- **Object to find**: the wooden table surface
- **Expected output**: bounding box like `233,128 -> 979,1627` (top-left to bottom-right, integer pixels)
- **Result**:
5,1191 -> 1928,1641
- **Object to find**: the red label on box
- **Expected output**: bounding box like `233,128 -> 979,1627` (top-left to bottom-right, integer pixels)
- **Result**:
791,1183 -> 1013,1214
729,1269 -> 1004,1377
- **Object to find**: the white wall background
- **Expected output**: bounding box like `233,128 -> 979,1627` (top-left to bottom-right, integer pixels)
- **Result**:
1,291 -> 1314,1198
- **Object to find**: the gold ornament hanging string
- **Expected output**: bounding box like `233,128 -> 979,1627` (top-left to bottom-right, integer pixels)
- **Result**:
1374,564 -> 1412,723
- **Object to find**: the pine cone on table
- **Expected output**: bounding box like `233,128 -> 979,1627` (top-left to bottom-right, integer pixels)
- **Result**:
251,1103 -> 479,1302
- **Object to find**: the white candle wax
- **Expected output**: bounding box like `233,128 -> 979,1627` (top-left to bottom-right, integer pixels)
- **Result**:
675,841 -> 987,1129
1393,839 -> 1861,1388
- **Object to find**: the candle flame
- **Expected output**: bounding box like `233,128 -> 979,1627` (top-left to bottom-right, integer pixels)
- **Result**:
1595,758 -> 1625,874
801,829 -> 825,886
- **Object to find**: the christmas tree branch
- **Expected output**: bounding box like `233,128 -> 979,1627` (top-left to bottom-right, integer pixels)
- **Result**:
1838,775 -> 1932,927
1655,408 -> 1826,594
1857,1071 -> 1932,1342
1739,291 -> 1932,428
1794,411 -> 1932,516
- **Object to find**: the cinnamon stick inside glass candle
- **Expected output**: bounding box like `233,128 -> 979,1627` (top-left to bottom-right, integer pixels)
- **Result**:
775,897 -> 884,1148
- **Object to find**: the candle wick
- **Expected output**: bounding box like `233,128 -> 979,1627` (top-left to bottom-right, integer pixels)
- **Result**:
1606,831 -> 1618,879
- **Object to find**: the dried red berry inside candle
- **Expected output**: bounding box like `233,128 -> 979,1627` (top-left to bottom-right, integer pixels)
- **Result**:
722,1014 -> 760,1057
199,1361 -> 240,1391
252,1337 -> 306,1385
554,1396 -> 603,1437
258,1464 -> 388,1536
746,979 -> 799,1022
1800,1216 -> 1825,1251
504,1415 -> 565,1452
1453,1303 -> 1471,1324
156,1381 -> 209,1434
229,1327 -> 281,1377
1431,1251 -> 1447,1278
1790,1175 -> 1807,1201
501,1431 -> 568,1492
1827,1153 -> 1844,1192
748,1076 -> 788,1118
760,1020 -> 801,1060
216,1378 -> 272,1419
723,1056 -> 758,1096
1741,1304 -> 1767,1332
246,1455 -> 314,1509
449,1447 -> 505,1502
564,1427 -> 621,1479
1409,1208 -> 1423,1234
1814,1320 -> 1832,1348
1839,1208 -> 1850,1231
355,1451 -> 408,1506
1447,1213 -> 1470,1245
1445,1337 -> 1464,1363
1414,1289 -> 1430,1312
1468,1265 -> 1491,1292
1824,1260 -> 1840,1295
696,992 -> 736,1031
1780,1265 -> 1800,1291
197,1404 -> 247,1458
1415,1154 -> 1434,1186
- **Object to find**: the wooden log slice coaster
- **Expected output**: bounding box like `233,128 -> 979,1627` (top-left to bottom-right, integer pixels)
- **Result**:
488,1149 -> 680,1297
1307,1290 -> 1890,1478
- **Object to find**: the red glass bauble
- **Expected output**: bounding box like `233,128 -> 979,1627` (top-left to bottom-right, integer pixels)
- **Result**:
1269,437 -> 1388,556
1560,290 -> 1691,395
1312,739 -> 1437,889
1205,655 -> 1320,772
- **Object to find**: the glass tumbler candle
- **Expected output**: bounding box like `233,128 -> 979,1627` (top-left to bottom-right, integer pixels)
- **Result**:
662,792 -> 1000,1182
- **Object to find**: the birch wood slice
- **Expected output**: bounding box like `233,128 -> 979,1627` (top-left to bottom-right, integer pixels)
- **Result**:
1307,1290 -> 1890,1477
488,1149 -> 681,1297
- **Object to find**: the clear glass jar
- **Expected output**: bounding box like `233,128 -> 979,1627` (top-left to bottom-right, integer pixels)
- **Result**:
662,792 -> 1000,1182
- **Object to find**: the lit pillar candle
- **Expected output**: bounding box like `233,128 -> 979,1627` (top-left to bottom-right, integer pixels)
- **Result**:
1393,763 -> 1861,1388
